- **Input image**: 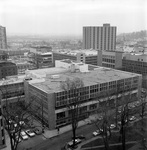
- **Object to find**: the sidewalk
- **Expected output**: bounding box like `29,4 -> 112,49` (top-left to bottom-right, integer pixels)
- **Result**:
2,131 -> 11,150
43,118 -> 89,139
42,113 -> 104,139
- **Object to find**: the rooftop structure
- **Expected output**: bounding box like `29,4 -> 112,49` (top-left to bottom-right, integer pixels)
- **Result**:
53,49 -> 123,69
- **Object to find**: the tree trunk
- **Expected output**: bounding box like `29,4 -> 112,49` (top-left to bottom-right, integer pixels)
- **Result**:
10,135 -> 14,150
72,123 -> 76,147
122,126 -> 126,150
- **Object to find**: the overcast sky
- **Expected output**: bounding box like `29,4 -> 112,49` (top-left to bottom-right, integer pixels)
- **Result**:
0,0 -> 146,36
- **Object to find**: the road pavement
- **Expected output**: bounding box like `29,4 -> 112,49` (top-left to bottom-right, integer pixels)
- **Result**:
17,123 -> 97,150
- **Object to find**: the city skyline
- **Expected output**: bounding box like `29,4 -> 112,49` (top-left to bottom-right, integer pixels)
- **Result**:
0,0 -> 147,36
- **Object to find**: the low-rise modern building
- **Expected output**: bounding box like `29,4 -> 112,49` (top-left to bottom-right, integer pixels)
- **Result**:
24,60 -> 142,129
13,61 -> 33,74
53,49 -> 123,69
122,53 -> 147,88
28,52 -> 53,69
0,53 -> 9,62
0,62 -> 18,79
0,76 -> 25,104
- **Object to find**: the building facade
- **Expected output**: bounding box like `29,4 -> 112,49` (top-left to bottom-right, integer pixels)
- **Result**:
53,49 -> 123,69
28,52 -> 53,69
83,24 -> 116,50
0,62 -> 18,79
122,53 -> 147,88
25,60 -> 142,130
0,26 -> 7,49
0,95 -> 5,149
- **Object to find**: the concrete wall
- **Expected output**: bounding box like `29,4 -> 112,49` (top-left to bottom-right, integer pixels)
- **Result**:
47,93 -> 56,129
97,50 -> 102,66
115,51 -> 123,69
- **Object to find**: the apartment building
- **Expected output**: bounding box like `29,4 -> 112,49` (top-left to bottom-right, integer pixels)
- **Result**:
122,53 -> 147,88
0,26 -> 7,49
53,49 -> 123,69
24,60 -> 142,129
83,24 -> 116,50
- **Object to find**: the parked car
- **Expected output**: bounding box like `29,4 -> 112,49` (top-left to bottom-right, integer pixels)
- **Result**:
129,116 -> 136,121
20,131 -> 29,140
25,129 -> 35,137
33,128 -> 42,135
93,130 -> 101,136
67,138 -> 81,147
110,124 -> 116,129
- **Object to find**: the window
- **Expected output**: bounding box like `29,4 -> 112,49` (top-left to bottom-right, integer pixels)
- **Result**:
89,104 -> 97,110
57,112 -> 65,119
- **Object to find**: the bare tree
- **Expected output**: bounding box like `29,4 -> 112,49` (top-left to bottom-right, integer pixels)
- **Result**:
0,83 -> 36,150
118,89 -> 135,150
135,89 -> 147,150
60,77 -> 84,148
93,91 -> 116,150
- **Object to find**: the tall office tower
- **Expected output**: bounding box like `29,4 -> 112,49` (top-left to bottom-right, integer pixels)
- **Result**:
0,26 -> 7,49
83,24 -> 116,51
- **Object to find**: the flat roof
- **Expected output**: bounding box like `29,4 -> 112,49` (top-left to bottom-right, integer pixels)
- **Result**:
54,49 -> 122,56
123,53 -> 147,62
0,75 -> 25,86
31,66 -> 141,94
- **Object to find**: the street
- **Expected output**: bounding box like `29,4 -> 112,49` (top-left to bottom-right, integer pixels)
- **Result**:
17,123 -> 97,150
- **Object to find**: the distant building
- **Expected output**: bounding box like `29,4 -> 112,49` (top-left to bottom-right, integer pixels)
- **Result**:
31,46 -> 52,53
53,49 -> 123,69
0,26 -> 7,49
0,53 -> 9,62
28,52 -> 53,69
0,62 -> 17,79
83,24 -> 116,51
122,53 -> 147,88
15,62 -> 33,74
0,76 -> 24,104
24,60 -> 142,129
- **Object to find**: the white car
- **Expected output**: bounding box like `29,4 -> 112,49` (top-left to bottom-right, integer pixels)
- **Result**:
25,130 -> 35,137
110,124 -> 116,129
93,130 -> 101,136
20,131 -> 29,140
129,116 -> 136,121
67,138 -> 81,147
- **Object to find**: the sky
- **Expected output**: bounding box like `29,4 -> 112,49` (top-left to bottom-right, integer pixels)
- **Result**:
0,0 -> 147,36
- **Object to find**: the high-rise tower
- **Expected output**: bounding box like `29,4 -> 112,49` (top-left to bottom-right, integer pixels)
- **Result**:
83,24 -> 116,51
0,26 -> 7,49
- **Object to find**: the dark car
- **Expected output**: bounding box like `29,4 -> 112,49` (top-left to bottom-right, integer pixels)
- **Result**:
33,128 -> 42,135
